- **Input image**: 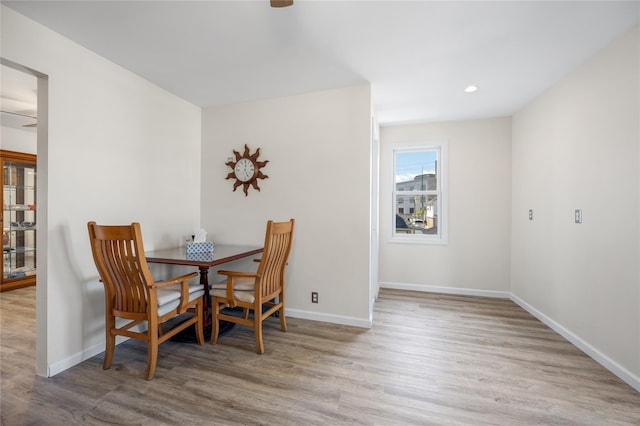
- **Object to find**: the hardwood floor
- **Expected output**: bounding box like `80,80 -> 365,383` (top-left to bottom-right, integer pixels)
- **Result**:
1,286 -> 639,425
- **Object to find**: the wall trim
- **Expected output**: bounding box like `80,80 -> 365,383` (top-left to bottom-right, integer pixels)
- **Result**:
380,281 -> 510,299
511,293 -> 640,393
286,308 -> 372,329
48,336 -> 128,377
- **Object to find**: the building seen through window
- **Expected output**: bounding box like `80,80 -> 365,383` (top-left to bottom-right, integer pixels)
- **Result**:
395,172 -> 438,234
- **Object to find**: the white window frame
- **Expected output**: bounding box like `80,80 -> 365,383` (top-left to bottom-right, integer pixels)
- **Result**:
390,140 -> 448,245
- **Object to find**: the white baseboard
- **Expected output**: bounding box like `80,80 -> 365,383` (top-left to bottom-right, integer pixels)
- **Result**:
511,294 -> 640,393
380,281 -> 511,299
286,308 -> 372,328
48,335 -> 128,377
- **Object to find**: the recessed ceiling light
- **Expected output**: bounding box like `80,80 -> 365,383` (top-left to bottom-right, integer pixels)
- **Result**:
464,85 -> 478,93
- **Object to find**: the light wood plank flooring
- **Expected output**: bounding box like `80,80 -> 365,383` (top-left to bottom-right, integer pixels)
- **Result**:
1,286 -> 639,425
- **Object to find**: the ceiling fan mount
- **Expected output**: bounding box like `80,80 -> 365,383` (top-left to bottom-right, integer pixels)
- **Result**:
0,110 -> 37,128
271,0 -> 293,8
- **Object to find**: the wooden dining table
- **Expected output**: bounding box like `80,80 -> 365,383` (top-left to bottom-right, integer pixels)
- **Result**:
145,244 -> 263,339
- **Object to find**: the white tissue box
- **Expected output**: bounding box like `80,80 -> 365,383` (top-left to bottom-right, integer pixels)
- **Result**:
186,241 -> 214,254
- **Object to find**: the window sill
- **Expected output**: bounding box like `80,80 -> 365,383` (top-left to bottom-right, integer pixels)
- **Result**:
389,234 -> 448,245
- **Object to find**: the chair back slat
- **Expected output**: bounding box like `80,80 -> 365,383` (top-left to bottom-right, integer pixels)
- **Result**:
258,219 -> 294,298
88,222 -> 153,314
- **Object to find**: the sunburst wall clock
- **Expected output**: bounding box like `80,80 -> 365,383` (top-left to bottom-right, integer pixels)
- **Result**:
225,144 -> 269,196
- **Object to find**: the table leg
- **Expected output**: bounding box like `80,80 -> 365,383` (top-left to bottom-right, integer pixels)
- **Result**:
200,266 -> 236,338
170,265 -> 234,342
199,265 -> 211,327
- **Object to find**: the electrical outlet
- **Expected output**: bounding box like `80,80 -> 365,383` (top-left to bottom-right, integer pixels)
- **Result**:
311,292 -> 318,303
528,209 -> 533,221
575,209 -> 582,224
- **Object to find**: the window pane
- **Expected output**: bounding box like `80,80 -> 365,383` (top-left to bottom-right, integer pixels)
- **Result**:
424,194 -> 438,235
395,150 -> 438,191
394,194 -> 438,235
395,211 -> 411,234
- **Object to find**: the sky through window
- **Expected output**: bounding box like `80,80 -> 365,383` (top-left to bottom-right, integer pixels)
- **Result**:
395,150 -> 437,184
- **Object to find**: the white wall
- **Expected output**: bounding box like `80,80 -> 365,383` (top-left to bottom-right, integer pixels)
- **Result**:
201,85 -> 373,326
379,117 -> 512,296
1,6 -> 202,376
511,26 -> 639,387
1,126 -> 37,154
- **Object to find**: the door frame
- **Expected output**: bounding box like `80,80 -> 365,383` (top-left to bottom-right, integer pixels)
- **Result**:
1,57 -> 49,377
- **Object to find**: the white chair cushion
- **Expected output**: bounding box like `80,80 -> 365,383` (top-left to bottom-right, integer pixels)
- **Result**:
156,284 -> 205,317
156,288 -> 182,307
210,276 -> 255,291
211,289 -> 255,304
161,281 -> 203,295
157,297 -> 181,317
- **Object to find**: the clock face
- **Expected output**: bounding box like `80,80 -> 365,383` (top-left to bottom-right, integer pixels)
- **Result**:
234,158 -> 255,182
225,145 -> 269,196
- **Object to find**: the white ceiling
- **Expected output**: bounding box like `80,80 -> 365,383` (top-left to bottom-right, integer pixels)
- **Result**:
2,1 -> 639,125
1,64 -> 38,131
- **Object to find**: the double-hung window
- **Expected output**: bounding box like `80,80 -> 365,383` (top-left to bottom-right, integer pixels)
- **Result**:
391,141 -> 448,244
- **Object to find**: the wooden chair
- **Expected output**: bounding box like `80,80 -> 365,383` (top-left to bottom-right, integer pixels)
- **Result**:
211,219 -> 295,353
87,222 -> 204,380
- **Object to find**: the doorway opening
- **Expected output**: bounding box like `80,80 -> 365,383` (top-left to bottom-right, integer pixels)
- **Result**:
1,58 -> 49,377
